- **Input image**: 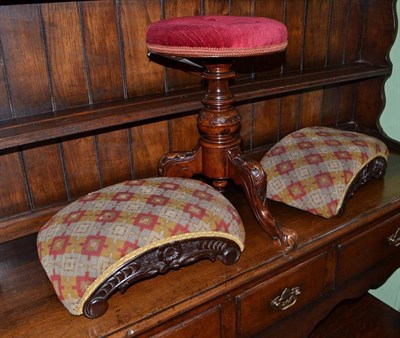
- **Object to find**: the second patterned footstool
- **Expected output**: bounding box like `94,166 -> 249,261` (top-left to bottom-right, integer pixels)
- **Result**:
37,177 -> 245,318
261,127 -> 388,218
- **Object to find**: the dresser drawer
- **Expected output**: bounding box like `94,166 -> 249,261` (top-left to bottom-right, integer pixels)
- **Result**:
127,306 -> 222,338
336,213 -> 400,286
236,252 -> 328,337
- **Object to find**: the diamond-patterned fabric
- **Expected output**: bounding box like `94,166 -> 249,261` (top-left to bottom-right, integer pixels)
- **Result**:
261,127 -> 388,218
37,177 -> 245,315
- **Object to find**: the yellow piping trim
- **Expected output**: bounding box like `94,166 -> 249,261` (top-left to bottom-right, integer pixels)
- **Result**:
146,41 -> 287,57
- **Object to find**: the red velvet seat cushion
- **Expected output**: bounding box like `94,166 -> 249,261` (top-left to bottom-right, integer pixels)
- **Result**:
146,16 -> 288,57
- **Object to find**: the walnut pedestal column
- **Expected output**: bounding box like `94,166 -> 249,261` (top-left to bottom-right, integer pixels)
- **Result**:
159,61 -> 297,250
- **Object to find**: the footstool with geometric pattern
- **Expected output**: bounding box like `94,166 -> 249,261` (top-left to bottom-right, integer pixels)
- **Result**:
261,127 -> 388,218
37,177 -> 245,318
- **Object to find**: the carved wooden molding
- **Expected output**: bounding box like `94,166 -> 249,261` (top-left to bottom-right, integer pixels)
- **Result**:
83,237 -> 241,319
338,156 -> 387,216
227,146 -> 298,250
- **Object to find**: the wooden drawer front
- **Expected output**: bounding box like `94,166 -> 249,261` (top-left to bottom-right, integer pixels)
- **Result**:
237,253 -> 328,337
133,306 -> 222,338
336,213 -> 400,286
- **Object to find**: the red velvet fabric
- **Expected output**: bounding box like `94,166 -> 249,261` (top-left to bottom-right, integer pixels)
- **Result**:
146,16 -> 287,57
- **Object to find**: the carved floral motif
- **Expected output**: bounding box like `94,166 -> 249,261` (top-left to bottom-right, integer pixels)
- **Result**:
83,238 -> 241,318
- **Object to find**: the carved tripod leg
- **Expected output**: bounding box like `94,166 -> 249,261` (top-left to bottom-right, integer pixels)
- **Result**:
159,145 -> 203,178
227,146 -> 297,250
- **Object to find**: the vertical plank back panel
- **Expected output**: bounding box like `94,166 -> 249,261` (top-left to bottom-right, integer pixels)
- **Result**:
327,0 -> 350,66
253,98 -> 280,148
281,0 -> 305,133
41,2 -> 89,109
62,136 -> 100,199
303,0 -> 330,69
321,1 -> 350,127
355,0 -> 395,131
169,114 -> 199,151
121,0 -> 164,97
356,78 -> 386,130
300,89 -> 324,128
301,1 -> 330,129
280,93 -> 300,138
122,0 -> 169,178
337,83 -> 357,125
0,69 -> 11,121
361,0 -> 394,66
252,0 -> 285,145
230,0 -> 255,16
238,103 -> 253,151
97,129 -> 132,186
0,5 -> 57,218
321,86 -> 341,127
255,0 -> 285,20
132,121 -> 169,178
23,2 -> 89,211
204,0 -> 229,15
344,0 -> 363,63
80,1 -> 128,190
284,0 -> 306,72
0,152 -> 30,217
0,77 -> 12,121
0,5 -> 52,117
80,0 -> 123,103
22,144 -> 68,209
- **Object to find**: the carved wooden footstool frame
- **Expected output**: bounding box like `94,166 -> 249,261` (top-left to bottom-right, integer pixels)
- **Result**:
338,157 -> 387,215
37,178 -> 245,318
84,237 -> 241,318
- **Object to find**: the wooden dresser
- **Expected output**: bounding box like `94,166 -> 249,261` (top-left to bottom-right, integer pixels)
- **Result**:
1,160 -> 400,337
0,1 -> 399,337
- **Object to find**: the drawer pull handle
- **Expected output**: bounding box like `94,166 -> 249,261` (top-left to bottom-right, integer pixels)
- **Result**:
388,228 -> 400,247
271,286 -> 301,311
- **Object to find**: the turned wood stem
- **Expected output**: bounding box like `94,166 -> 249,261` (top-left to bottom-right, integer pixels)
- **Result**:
198,63 -> 240,139
198,63 -> 241,180
158,60 -> 297,250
